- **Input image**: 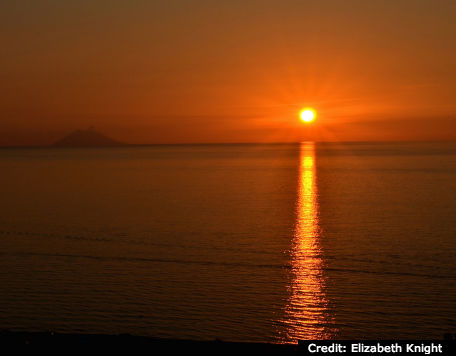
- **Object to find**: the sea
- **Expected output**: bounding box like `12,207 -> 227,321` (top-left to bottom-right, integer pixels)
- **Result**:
0,142 -> 455,343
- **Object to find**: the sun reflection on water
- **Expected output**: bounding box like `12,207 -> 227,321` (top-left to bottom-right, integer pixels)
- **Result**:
280,142 -> 334,342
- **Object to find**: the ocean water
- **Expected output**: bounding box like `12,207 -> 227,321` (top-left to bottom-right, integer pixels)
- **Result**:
0,142 -> 455,343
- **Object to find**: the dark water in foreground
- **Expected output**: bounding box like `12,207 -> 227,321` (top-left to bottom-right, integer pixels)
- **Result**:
0,142 -> 455,343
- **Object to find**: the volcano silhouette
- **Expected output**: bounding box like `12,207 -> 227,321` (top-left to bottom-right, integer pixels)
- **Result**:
53,128 -> 124,147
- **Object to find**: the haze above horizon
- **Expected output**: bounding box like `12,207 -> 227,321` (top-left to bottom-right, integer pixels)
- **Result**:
1,0 -> 456,146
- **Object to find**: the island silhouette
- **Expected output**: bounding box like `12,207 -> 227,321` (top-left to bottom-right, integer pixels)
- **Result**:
53,127 -> 124,147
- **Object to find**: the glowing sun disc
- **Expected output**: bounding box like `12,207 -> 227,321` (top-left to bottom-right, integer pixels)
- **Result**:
300,108 -> 316,123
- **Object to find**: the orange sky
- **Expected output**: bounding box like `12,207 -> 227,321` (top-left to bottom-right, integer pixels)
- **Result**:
1,0 -> 456,146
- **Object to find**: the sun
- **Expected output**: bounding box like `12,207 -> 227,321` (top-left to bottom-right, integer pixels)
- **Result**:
300,108 -> 316,123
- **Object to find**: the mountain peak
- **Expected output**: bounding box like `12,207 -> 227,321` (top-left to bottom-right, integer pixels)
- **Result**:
53,128 -> 124,147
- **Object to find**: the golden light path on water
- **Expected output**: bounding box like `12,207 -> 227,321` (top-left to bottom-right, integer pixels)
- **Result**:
280,142 -> 334,342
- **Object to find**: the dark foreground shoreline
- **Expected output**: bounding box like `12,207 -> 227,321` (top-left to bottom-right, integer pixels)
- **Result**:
2,331 -> 456,355
0,330 -> 298,354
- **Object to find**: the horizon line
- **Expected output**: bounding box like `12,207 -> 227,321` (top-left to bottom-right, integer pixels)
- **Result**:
1,138 -> 456,149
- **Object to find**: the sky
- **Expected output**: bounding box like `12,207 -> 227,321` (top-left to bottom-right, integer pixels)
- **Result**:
1,0 -> 456,145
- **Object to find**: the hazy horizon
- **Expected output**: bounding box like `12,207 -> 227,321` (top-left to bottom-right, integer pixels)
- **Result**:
2,132 -> 456,149
2,0 -> 456,145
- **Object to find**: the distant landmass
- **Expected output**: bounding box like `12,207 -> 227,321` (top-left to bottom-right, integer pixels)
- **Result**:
53,128 -> 124,147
